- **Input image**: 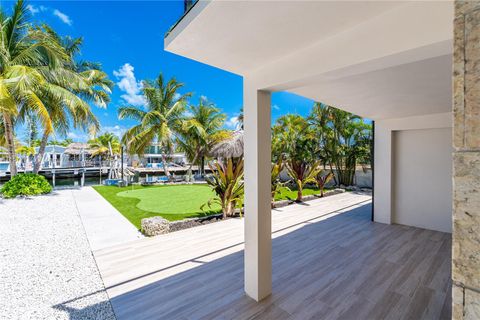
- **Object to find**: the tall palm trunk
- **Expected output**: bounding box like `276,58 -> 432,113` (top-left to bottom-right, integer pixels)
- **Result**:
3,114 -> 17,177
34,131 -> 49,174
161,154 -> 170,178
200,156 -> 205,176
187,151 -> 199,180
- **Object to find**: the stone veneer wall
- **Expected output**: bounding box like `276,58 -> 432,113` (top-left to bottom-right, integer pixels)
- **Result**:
453,1 -> 480,319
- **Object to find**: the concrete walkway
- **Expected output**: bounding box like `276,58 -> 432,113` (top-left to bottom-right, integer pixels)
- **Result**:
72,187 -> 143,251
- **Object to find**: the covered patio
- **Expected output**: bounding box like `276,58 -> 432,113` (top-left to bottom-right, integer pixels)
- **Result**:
94,192 -> 451,319
161,2 -> 479,317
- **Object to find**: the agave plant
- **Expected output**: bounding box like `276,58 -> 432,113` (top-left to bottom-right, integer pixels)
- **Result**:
202,157 -> 244,219
315,170 -> 334,197
286,159 -> 322,202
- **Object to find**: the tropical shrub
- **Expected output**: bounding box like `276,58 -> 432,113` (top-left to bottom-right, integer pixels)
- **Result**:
1,173 -> 52,198
314,170 -> 334,197
271,158 -> 288,207
202,158 -> 244,219
286,160 -> 321,202
272,114 -> 322,202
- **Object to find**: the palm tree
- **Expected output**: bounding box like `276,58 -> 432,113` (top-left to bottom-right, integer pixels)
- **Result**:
0,0 -> 71,177
309,103 -> 372,186
272,114 -> 319,201
15,145 -> 34,170
0,117 -> 6,148
32,27 -> 113,173
272,114 -> 311,160
177,97 -> 226,177
119,73 -> 190,178
88,132 -> 120,158
48,138 -> 72,147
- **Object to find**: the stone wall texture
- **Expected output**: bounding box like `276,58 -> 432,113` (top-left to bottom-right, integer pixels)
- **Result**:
453,1 -> 480,318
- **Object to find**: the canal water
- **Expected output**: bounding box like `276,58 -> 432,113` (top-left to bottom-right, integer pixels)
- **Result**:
0,172 -> 191,188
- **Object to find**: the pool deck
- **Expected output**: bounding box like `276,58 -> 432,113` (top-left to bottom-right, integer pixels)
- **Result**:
72,186 -> 143,251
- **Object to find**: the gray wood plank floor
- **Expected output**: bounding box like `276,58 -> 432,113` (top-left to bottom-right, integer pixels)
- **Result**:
94,193 -> 451,320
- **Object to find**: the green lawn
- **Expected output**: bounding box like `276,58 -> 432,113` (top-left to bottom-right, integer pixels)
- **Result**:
93,184 -> 221,229
274,186 -> 326,201
93,184 -> 328,230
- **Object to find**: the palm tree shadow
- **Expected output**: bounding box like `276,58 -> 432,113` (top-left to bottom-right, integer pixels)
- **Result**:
52,292 -> 115,319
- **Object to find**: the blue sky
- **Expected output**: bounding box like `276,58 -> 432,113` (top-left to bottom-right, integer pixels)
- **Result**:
12,0 -> 316,142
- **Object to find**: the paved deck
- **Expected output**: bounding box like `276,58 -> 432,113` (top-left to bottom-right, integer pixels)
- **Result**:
73,186 -> 143,251
94,192 -> 451,320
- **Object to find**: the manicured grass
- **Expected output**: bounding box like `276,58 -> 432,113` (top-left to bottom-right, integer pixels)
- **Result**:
117,185 -> 221,215
93,184 -> 221,229
274,186 -> 328,201
93,184 -> 330,230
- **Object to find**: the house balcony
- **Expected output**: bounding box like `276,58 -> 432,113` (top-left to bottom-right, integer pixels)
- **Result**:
93,192 -> 451,319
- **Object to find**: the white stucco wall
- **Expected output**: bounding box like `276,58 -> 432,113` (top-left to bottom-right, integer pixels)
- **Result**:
374,112 -> 452,232
392,128 -> 452,233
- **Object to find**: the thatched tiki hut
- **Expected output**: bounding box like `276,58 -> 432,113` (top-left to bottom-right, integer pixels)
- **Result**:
209,130 -> 244,159
64,143 -> 95,166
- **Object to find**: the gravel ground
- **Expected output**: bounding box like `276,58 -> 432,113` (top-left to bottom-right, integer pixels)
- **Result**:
0,190 -> 116,320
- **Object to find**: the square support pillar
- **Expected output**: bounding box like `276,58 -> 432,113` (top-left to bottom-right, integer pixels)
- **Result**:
244,80 -> 272,301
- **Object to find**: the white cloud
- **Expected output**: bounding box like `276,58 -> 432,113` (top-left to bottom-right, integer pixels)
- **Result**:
225,116 -> 241,130
27,4 -> 48,15
66,131 -> 88,142
53,9 -> 73,26
113,63 -> 146,107
27,5 -> 71,27
67,132 -> 79,139
272,104 -> 280,111
102,125 -> 126,139
26,4 -> 39,14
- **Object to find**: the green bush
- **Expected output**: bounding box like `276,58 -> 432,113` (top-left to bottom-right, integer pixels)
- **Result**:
1,174 -> 52,198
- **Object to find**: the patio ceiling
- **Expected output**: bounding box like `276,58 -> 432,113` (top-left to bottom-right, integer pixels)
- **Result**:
165,1 -> 454,120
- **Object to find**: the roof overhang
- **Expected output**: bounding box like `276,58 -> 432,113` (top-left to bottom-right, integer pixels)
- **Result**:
165,0 -> 454,120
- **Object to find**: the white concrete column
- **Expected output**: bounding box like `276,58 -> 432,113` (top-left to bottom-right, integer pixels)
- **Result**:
244,79 -> 272,301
